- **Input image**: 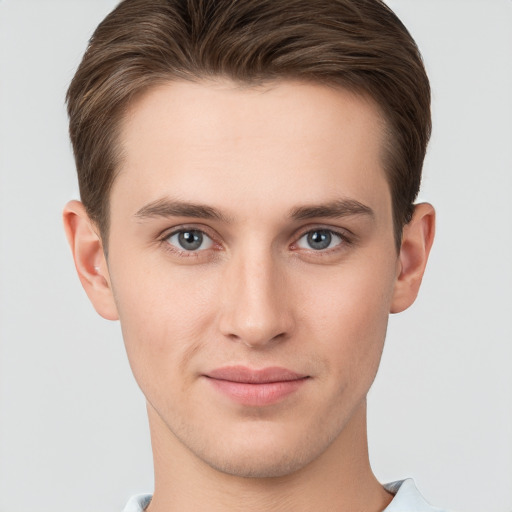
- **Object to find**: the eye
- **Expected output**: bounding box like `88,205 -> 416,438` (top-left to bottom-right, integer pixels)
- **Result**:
166,229 -> 214,252
296,229 -> 344,251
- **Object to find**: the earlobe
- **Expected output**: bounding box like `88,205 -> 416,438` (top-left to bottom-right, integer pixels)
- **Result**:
63,200 -> 119,321
390,203 -> 435,314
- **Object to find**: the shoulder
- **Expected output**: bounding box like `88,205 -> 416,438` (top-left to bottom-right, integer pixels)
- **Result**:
122,493 -> 152,512
384,479 -> 453,512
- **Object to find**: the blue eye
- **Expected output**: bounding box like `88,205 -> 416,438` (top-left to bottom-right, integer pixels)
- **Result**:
296,229 -> 343,251
166,229 -> 213,251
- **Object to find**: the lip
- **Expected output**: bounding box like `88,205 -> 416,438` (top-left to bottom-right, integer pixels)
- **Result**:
204,366 -> 309,406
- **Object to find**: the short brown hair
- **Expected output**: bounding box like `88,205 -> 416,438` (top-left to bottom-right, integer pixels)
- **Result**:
67,0 -> 431,248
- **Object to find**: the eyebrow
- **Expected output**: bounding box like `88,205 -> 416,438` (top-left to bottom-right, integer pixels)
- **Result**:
134,198 -> 231,222
134,197 -> 374,223
289,199 -> 374,221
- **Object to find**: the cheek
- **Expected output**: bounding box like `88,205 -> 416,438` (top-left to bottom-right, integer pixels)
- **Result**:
109,259 -> 220,389
301,256 -> 396,382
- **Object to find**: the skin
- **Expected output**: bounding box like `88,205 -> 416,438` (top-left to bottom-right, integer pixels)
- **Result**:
64,80 -> 435,512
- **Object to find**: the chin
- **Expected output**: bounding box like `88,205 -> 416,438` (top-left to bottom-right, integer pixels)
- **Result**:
203,448 -> 312,479
188,424 -> 337,480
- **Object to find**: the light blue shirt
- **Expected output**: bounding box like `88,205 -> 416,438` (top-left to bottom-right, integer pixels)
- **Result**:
122,478 -> 450,511
383,479 -> 449,511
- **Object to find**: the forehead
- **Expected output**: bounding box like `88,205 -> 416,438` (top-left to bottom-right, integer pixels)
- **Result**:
113,79 -> 391,219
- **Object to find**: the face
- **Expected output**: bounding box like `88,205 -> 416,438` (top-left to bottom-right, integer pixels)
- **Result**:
105,80 -> 400,478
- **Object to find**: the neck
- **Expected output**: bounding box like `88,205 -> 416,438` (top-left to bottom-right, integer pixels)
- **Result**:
146,401 -> 393,512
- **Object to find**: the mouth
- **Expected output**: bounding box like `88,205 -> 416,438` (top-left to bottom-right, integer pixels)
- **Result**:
203,366 -> 310,406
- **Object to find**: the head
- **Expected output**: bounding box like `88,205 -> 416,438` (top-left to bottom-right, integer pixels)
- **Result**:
64,0 -> 435,483
66,0 -> 431,251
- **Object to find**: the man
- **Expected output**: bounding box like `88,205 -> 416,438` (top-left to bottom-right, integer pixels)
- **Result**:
63,0 -> 440,510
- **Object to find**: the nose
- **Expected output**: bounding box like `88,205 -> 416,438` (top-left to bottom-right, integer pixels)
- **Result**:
218,248 -> 294,348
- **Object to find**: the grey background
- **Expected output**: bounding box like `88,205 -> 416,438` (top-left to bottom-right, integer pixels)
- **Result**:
0,1 -> 511,511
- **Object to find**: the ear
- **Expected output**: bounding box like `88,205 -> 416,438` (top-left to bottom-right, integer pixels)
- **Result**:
63,200 -> 119,320
390,203 -> 435,314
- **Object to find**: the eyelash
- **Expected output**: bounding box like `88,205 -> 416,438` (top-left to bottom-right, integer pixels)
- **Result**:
158,225 -> 353,258
159,226 -> 219,258
292,227 -> 352,253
